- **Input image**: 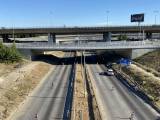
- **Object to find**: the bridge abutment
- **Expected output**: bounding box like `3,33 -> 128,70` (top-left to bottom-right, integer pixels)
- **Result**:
19,49 -> 33,60
19,49 -> 44,60
103,32 -> 111,41
114,49 -> 154,59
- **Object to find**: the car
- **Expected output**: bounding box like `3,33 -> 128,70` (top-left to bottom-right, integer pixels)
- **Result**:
106,69 -> 114,76
99,69 -> 114,76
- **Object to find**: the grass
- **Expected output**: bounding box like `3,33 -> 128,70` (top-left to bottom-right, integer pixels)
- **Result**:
121,66 -> 160,103
134,50 -> 160,72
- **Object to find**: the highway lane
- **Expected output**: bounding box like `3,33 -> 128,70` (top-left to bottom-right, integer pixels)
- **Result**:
10,52 -> 75,120
88,64 -> 160,120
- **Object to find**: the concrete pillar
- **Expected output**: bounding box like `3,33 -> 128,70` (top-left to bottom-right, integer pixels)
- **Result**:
146,32 -> 152,40
2,34 -> 10,43
103,32 -> 111,41
48,33 -> 56,44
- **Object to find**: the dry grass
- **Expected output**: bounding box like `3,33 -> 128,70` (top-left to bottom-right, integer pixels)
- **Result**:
121,65 -> 160,105
134,50 -> 160,72
0,62 -> 52,119
71,63 -> 89,120
0,60 -> 29,76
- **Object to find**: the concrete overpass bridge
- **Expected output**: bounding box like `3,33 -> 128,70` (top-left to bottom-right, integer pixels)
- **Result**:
4,40 -> 160,50
1,25 -> 160,43
4,40 -> 160,59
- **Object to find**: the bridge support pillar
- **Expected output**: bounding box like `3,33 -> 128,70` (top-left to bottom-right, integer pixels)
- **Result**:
103,32 -> 111,41
2,34 -> 11,43
48,33 -> 56,44
146,32 -> 152,40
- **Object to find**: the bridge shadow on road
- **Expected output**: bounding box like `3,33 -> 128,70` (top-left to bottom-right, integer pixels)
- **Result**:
33,51 -> 123,66
33,54 -> 75,65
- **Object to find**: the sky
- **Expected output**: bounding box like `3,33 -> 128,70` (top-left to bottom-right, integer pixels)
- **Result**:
0,0 -> 160,27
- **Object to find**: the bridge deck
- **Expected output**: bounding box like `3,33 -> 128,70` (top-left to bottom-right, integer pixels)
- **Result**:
1,25 -> 160,35
4,41 -> 160,50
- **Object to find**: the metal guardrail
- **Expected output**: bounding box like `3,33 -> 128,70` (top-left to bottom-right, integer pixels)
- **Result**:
3,40 -> 160,50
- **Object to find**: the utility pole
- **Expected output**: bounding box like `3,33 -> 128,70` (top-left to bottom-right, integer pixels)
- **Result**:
154,10 -> 159,25
138,22 -> 141,40
12,25 -> 15,42
83,50 -> 86,98
106,10 -> 110,26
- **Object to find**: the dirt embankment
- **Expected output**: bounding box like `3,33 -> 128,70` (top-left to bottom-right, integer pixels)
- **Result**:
134,50 -> 160,72
44,51 -> 65,58
115,64 -> 160,108
0,61 -> 28,77
0,61 -> 52,119
132,50 -> 160,106
0,52 -> 65,120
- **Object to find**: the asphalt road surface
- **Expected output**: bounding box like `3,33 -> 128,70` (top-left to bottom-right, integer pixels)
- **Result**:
88,64 -> 160,120
10,52 -> 75,120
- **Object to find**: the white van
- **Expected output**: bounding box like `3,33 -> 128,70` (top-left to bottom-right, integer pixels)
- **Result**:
107,69 -> 114,76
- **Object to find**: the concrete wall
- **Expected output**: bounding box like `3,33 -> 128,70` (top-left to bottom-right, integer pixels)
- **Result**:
19,49 -> 33,60
97,49 -> 154,59
19,49 -> 44,60
114,49 -> 155,59
131,49 -> 154,59
114,49 -> 132,58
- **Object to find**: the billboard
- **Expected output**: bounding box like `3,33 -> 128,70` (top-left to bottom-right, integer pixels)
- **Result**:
131,13 -> 144,22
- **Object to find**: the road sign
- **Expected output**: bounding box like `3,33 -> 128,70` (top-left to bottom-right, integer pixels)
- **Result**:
131,13 -> 144,22
119,58 -> 132,66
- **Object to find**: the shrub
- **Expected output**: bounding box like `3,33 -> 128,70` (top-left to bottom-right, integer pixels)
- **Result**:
0,42 -> 22,63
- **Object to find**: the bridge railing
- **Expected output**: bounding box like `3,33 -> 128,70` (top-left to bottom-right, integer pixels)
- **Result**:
3,40 -> 160,49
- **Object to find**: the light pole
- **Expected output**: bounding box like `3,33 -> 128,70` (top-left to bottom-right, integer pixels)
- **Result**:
154,10 -> 159,25
12,25 -> 15,42
83,50 -> 86,98
49,11 -> 53,27
106,10 -> 110,26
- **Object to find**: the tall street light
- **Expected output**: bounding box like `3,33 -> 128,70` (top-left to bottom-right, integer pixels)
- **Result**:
12,25 -> 15,42
154,10 -> 159,25
49,11 -> 54,27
